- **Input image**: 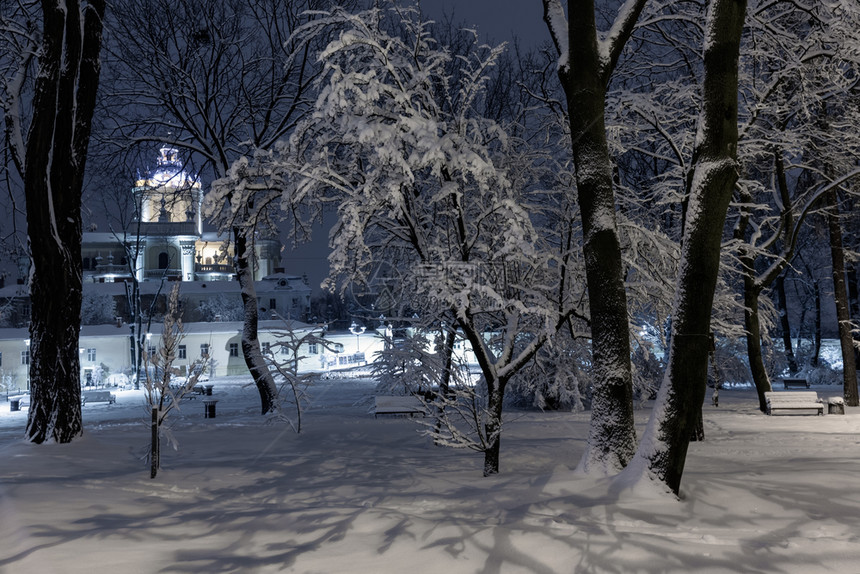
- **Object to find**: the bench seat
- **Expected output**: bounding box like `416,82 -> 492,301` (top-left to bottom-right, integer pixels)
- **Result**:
374,395 -> 427,418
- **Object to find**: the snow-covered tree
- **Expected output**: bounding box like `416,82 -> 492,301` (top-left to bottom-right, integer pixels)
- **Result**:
1,0 -> 106,443
265,321 -> 332,433
81,292 -> 118,325
727,0 -> 860,410
220,6 -> 578,475
195,293 -> 245,323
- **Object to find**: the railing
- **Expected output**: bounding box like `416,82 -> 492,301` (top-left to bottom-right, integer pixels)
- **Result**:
136,221 -> 198,236
337,352 -> 366,366
195,264 -> 234,274
144,268 -> 182,280
93,264 -> 129,275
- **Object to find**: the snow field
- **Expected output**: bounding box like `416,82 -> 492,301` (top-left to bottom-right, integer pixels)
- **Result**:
1,377 -> 859,573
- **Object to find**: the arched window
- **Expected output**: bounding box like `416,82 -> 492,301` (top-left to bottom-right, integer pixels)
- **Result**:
158,252 -> 169,269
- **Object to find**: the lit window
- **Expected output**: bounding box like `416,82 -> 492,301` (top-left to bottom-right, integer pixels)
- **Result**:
229,343 -> 239,357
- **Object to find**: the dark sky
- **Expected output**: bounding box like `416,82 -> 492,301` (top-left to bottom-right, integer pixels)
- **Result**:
416,0 -> 549,46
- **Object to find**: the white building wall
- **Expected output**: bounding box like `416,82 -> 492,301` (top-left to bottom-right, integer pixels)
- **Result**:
0,322 -> 475,397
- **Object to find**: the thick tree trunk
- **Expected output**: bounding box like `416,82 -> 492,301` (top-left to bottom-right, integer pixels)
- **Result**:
555,0 -> 639,474
624,0 -> 746,495
235,229 -> 279,414
23,0 -> 106,444
776,275 -> 799,374
825,190 -> 859,406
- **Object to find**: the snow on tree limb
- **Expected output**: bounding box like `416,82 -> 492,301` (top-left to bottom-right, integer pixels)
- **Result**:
598,0 -> 649,80
541,0 -> 569,72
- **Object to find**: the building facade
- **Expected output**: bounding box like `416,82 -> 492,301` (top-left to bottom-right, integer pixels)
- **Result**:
1,146 -> 311,328
82,145 -> 281,284
0,321 -> 388,395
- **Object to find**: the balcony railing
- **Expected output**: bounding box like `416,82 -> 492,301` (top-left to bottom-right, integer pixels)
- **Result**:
136,221 -> 198,236
195,263 -> 234,274
93,264 -> 129,275
144,268 -> 182,280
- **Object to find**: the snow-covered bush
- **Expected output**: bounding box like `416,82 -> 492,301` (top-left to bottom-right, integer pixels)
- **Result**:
371,328 -> 438,397
264,321 -> 331,433
194,293 -> 244,323
507,334 -> 592,412
802,366 -> 843,387
81,292 -> 118,325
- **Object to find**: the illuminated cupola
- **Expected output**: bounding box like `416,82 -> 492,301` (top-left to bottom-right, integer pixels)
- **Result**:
133,146 -> 203,234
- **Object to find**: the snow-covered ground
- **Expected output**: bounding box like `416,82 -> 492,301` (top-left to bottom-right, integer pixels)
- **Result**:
1,376 -> 858,573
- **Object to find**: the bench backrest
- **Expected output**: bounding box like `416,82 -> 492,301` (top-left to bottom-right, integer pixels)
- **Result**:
765,391 -> 819,402
375,396 -> 423,409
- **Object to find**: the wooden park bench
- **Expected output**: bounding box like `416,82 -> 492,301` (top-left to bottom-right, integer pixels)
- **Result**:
781,378 -> 809,389
373,395 -> 427,418
81,390 -> 116,406
765,391 -> 823,416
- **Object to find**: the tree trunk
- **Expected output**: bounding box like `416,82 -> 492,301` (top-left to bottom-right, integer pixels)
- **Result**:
555,0 -> 639,474
150,408 -> 160,479
848,264 -> 860,379
776,275 -> 799,374
733,198 -> 772,412
812,279 -> 822,367
235,229 -> 279,414
482,377 -> 506,476
624,0 -> 746,495
23,0 -> 106,444
743,278 -> 771,413
825,190 -> 859,406
439,325 -> 456,398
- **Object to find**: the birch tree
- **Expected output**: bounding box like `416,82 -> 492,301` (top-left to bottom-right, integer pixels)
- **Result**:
1,0 -> 106,443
